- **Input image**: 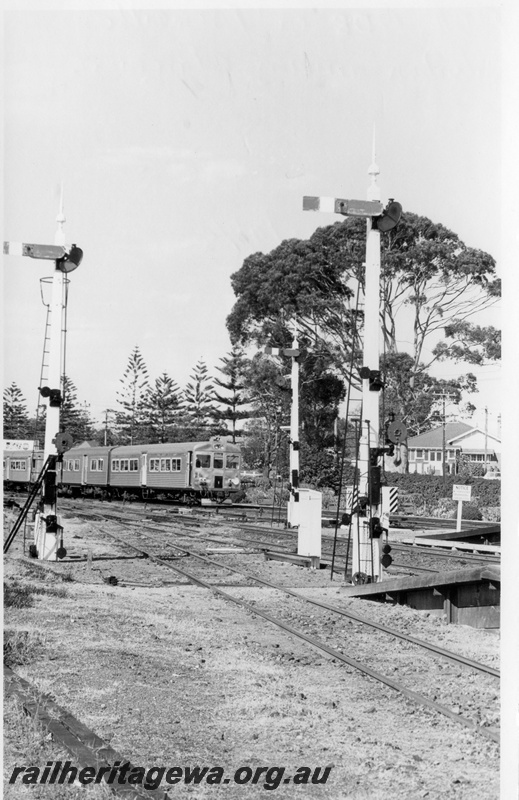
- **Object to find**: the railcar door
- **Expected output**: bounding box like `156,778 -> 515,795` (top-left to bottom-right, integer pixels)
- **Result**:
213,448 -> 224,489
140,453 -> 147,487
81,455 -> 88,486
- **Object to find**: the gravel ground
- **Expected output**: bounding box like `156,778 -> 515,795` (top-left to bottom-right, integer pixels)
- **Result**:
4,510 -> 500,799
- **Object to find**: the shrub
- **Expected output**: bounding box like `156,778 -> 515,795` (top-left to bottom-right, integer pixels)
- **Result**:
449,502 -> 483,521
479,506 -> 501,522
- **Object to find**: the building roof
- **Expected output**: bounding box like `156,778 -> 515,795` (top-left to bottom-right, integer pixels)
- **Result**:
407,422 -> 472,448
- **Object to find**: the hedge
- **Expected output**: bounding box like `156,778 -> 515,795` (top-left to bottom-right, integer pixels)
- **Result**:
382,472 -> 500,508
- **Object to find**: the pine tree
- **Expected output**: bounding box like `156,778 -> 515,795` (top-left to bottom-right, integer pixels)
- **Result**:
142,373 -> 183,443
3,383 -> 31,440
116,346 -> 150,444
212,346 -> 250,442
60,375 -> 95,444
183,360 -> 216,439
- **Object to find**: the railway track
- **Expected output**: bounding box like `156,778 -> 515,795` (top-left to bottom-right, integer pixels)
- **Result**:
62,501 -> 499,581
90,515 -> 499,743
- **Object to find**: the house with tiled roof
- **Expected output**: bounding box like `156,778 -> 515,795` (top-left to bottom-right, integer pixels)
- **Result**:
407,422 -> 501,476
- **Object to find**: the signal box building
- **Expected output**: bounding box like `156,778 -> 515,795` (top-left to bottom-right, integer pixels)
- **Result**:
407,422 -> 501,477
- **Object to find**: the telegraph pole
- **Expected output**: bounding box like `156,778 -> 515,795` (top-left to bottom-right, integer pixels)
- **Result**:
4,192 -> 83,560
303,137 -> 402,582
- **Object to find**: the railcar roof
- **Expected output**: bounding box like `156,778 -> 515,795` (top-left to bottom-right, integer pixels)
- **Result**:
63,441 -> 241,457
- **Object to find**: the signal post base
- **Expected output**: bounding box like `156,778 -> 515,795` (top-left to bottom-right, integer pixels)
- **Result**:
33,512 -> 61,561
351,515 -> 381,583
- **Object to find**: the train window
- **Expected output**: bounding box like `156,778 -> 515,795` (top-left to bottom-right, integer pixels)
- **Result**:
149,459 -> 160,471
130,459 -> 139,471
90,459 -> 105,471
112,460 -> 120,472
214,455 -> 223,470
160,458 -> 171,471
226,455 -> 239,469
172,458 -> 181,471
121,460 -> 129,471
11,460 -> 27,471
196,454 -> 211,468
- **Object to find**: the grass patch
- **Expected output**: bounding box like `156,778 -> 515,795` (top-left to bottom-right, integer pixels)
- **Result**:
4,580 -> 68,609
4,630 -> 46,667
3,695 -> 112,799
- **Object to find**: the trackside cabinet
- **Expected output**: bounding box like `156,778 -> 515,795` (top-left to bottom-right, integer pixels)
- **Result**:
297,488 -> 322,562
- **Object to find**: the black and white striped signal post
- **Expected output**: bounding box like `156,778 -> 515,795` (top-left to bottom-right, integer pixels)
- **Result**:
4,196 -> 83,560
303,145 -> 402,582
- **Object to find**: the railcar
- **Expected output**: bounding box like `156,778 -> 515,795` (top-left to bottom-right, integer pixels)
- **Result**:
3,445 -> 44,491
59,437 -> 242,503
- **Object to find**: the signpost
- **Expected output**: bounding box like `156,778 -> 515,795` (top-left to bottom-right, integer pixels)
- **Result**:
453,484 -> 472,531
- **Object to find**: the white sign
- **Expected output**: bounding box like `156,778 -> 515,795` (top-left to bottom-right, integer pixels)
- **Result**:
3,440 -> 38,452
453,484 -> 472,501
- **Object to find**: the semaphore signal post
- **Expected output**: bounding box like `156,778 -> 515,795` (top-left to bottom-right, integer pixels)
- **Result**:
3,192 -> 83,561
303,140 -> 402,583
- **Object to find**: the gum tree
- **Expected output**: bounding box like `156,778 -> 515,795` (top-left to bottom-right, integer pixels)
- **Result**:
227,212 -> 499,390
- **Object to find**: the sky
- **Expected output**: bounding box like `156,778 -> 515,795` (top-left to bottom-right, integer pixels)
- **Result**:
2,3 -> 503,435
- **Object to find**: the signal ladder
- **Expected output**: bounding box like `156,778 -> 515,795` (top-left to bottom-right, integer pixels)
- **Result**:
4,457 -> 53,554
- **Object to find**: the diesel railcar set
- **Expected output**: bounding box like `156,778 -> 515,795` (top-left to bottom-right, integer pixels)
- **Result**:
3,437 -> 242,503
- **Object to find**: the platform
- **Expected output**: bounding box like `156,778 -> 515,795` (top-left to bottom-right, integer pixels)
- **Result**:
407,524 -> 500,546
340,565 -> 500,628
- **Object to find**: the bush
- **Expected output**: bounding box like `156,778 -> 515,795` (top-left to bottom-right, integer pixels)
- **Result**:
449,501 -> 483,521
383,473 -> 500,514
479,506 -> 501,522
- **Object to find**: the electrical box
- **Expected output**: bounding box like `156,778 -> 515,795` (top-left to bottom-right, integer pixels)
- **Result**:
297,488 -> 322,559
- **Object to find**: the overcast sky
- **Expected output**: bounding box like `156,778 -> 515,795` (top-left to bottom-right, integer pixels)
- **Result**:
3,4 -> 503,433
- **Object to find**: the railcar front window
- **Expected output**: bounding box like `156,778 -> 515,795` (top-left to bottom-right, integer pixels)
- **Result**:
226,455 -> 239,469
196,454 -> 211,468
214,456 -> 223,470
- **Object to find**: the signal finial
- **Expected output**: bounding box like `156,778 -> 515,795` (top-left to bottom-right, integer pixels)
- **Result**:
367,126 -> 380,201
55,183 -> 66,247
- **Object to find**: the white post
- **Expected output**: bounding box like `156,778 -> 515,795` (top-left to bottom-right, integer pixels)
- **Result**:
456,499 -> 463,532
34,192 -> 67,561
287,322 -> 300,527
352,140 -> 382,582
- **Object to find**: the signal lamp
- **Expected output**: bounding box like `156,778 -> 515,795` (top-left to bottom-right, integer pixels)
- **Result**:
374,200 -> 402,233
381,553 -> 393,568
49,389 -> 62,407
57,245 -> 83,273
369,370 -> 384,391
39,386 -> 51,397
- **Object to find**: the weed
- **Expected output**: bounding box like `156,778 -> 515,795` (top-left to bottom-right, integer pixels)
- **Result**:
4,630 -> 45,667
4,580 -> 35,608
